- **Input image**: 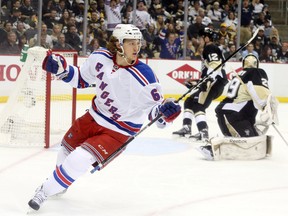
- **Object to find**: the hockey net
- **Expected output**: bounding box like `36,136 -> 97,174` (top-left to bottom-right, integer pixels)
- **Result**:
0,46 -> 78,148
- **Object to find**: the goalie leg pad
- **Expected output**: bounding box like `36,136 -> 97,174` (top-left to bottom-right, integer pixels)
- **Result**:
210,135 -> 272,160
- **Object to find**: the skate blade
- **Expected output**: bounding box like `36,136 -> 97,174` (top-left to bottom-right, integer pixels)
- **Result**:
26,207 -> 36,214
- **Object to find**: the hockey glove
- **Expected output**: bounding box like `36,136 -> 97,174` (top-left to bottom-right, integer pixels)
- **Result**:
159,98 -> 181,122
184,77 -> 199,89
42,51 -> 68,79
199,76 -> 214,92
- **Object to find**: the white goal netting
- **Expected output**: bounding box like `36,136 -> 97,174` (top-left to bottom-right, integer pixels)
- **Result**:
0,46 -> 77,147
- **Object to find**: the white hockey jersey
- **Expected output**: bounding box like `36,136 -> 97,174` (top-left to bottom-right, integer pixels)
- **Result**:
63,49 -> 164,136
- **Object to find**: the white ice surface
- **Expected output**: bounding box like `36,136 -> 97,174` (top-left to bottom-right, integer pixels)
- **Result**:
0,101 -> 288,216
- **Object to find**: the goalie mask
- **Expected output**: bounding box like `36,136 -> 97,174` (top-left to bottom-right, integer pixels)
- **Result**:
112,24 -> 142,45
242,54 -> 259,68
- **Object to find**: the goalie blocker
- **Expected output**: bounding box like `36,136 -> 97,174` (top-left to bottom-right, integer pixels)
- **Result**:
209,135 -> 272,160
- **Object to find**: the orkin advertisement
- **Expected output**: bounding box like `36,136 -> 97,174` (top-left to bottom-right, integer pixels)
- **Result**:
0,56 -> 287,102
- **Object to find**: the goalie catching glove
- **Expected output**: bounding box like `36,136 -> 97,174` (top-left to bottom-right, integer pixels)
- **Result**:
42,50 -> 69,79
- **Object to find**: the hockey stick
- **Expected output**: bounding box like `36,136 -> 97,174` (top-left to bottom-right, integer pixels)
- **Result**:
90,29 -> 260,173
272,123 -> 288,146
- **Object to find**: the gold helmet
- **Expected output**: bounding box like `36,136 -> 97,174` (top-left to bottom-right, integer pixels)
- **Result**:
242,54 -> 259,68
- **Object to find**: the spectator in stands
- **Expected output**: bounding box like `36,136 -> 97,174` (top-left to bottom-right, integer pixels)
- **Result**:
268,32 -> 282,62
256,26 -> 268,46
187,15 -> 205,47
104,0 -> 125,38
191,44 -> 204,60
207,1 -> 222,28
252,0 -> 264,18
55,0 -> 67,21
51,24 -> 62,46
279,43 -> 288,63
155,15 -> 165,35
79,25 -> 94,45
8,7 -> 22,27
121,3 -> 133,24
262,4 -> 271,21
15,21 -> 26,44
43,8 -> 60,30
58,9 -> 70,33
39,33 -> 53,49
150,3 -> 171,21
198,8 -> 212,27
240,0 -> 254,45
0,21 -> 13,42
10,0 -> 21,14
31,23 -> 53,48
254,12 -> 265,28
158,23 -> 183,59
0,31 -> 21,54
242,43 -> 259,59
177,40 -> 196,60
221,4 -> 230,21
253,36 -> 264,57
42,0 -> 54,23
86,38 -> 101,55
64,24 -> 81,52
174,0 -> 186,21
218,23 -> 229,42
24,21 -> 38,41
19,34 -> 28,50
224,42 -> 237,61
73,0 -> 85,30
88,1 -> 100,16
52,33 -> 74,51
162,0 -> 178,15
217,35 -> 228,53
188,0 -> 201,21
128,0 -> 153,35
88,11 -> 105,37
62,16 -> 78,34
263,18 -> 273,38
259,45 -> 274,63
223,11 -> 237,32
65,0 -> 79,16
142,24 -> 157,51
138,39 -> 154,59
19,0 -> 36,22
97,30 -> 108,48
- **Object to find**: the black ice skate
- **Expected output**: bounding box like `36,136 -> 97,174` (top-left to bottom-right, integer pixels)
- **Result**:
197,145 -> 214,160
189,128 -> 209,142
172,125 -> 191,137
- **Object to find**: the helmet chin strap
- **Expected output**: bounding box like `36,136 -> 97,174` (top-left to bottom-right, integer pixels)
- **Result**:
117,45 -> 137,66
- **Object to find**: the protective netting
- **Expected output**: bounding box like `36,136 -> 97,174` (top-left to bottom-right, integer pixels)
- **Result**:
0,47 -> 77,147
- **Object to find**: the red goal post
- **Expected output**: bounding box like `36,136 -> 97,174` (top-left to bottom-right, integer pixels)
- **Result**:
0,47 -> 78,148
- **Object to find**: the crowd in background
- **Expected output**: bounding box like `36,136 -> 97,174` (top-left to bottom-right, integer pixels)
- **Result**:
0,0 -> 287,63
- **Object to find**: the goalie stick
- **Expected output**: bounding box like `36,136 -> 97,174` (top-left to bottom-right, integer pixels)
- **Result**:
90,28 -> 260,174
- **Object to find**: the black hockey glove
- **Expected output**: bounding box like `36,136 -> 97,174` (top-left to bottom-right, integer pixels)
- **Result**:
183,77 -> 199,89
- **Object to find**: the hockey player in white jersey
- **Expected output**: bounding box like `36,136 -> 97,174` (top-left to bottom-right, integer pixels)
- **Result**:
28,24 -> 181,211
198,54 -> 277,160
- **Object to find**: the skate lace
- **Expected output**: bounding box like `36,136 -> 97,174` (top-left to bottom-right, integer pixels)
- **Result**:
33,188 -> 47,205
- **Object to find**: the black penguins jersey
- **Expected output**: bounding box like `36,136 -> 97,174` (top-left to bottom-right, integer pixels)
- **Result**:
225,68 -> 270,105
201,43 -> 225,78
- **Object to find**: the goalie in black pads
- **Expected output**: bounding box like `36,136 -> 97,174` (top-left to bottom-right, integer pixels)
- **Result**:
173,27 -> 228,141
198,54 -> 278,160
